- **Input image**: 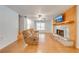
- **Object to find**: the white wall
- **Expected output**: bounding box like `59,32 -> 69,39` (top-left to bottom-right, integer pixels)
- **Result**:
45,20 -> 52,33
76,6 -> 79,48
0,6 -> 18,49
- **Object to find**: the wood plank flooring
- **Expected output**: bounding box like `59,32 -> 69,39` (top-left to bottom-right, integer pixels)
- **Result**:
0,33 -> 79,53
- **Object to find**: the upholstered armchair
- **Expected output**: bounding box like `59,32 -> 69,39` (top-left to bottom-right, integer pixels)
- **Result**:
22,29 -> 39,45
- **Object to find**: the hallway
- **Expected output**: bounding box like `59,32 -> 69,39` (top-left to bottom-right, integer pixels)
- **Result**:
0,33 -> 78,53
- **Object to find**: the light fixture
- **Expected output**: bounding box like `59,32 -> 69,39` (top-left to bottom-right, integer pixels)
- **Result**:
36,13 -> 45,20
38,14 -> 42,18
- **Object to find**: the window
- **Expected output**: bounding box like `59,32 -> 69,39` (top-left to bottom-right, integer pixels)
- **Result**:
36,22 -> 45,30
24,18 -> 33,30
27,19 -> 32,29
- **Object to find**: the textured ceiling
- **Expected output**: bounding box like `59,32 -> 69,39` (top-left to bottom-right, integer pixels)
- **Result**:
6,5 -> 72,20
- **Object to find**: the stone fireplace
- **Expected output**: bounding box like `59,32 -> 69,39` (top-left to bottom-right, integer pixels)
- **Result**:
54,25 -> 70,40
56,29 -> 64,37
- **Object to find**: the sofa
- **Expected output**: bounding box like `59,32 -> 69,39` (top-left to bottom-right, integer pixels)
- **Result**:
22,29 -> 39,45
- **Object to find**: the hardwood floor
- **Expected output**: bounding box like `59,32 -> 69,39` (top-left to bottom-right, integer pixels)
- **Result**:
0,33 -> 79,53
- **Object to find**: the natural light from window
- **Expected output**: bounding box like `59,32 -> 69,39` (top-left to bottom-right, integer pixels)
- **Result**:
36,22 -> 45,31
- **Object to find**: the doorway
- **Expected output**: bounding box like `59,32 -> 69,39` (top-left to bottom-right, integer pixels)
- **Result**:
36,22 -> 45,33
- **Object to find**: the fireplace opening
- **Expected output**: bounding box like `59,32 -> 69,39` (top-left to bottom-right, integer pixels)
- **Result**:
56,29 -> 64,37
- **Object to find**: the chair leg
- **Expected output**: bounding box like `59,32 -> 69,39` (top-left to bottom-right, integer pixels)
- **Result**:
22,38 -> 28,48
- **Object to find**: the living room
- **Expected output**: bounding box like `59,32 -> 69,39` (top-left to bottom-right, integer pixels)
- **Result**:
1,5 -> 79,53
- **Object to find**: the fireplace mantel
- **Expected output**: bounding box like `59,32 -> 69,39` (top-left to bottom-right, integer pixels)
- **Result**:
53,20 -> 74,25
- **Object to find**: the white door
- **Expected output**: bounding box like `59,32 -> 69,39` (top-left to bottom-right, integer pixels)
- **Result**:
36,22 -> 45,32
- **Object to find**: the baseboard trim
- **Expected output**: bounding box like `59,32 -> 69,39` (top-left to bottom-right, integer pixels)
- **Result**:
0,39 -> 17,50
